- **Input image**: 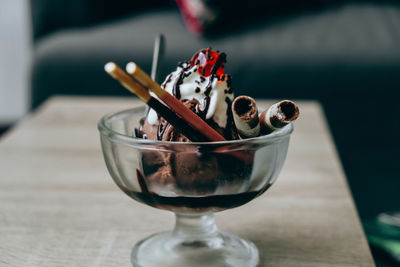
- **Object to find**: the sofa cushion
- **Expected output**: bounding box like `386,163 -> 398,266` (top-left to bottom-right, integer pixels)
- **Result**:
31,3 -> 400,108
30,0 -> 172,41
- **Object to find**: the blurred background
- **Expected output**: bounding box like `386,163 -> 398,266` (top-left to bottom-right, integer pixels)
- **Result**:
0,0 -> 399,265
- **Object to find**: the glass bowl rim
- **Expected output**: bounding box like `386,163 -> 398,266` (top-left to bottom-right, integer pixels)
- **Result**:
98,106 -> 293,146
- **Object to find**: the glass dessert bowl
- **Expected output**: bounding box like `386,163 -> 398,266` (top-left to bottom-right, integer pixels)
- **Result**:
98,106 -> 293,267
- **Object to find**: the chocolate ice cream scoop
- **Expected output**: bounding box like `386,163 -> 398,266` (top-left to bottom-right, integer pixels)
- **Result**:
138,96 -> 245,194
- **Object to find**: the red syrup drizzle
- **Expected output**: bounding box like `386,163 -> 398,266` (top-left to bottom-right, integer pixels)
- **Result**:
190,48 -> 226,78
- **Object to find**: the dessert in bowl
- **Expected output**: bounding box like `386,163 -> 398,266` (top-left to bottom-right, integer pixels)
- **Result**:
99,48 -> 298,266
99,107 -> 292,266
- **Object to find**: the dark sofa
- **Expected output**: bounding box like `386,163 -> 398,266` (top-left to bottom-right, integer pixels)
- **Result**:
30,1 -> 400,263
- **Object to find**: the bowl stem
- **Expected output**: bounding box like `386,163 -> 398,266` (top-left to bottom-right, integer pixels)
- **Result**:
131,212 -> 259,266
172,213 -> 219,243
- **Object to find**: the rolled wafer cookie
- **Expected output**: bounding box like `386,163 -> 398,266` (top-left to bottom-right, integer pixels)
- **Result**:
259,100 -> 299,134
232,95 -> 260,138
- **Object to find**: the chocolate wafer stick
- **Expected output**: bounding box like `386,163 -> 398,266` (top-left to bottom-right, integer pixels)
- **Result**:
259,100 -> 299,134
232,96 -> 260,138
104,62 -> 205,142
126,62 -> 226,142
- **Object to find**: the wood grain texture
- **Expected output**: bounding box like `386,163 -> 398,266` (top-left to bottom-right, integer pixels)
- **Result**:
0,96 -> 374,266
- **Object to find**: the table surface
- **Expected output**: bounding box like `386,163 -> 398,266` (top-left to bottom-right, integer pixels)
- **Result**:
0,96 -> 374,267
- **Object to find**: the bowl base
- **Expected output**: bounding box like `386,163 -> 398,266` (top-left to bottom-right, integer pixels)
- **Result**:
131,230 -> 259,267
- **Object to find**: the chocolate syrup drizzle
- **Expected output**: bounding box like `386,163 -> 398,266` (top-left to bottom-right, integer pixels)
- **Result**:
198,96 -> 211,120
162,73 -> 173,88
171,63 -> 192,100
172,71 -> 184,100
157,121 -> 171,140
211,52 -> 226,75
204,74 -> 215,96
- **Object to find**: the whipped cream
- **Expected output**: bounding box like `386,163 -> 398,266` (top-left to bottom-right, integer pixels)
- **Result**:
147,62 -> 234,128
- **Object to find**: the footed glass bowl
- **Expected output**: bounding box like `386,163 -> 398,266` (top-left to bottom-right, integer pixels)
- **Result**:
98,106 -> 293,267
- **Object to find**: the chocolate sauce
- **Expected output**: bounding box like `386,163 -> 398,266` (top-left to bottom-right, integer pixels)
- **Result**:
183,61 -> 191,71
198,96 -> 211,119
182,70 -> 191,79
172,70 -> 184,100
162,73 -> 173,88
157,121 -> 171,140
211,52 -> 226,75
270,115 -> 288,128
120,183 -> 271,211
204,74 -> 215,96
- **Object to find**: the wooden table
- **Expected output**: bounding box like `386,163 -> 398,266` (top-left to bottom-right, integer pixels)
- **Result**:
0,96 -> 374,266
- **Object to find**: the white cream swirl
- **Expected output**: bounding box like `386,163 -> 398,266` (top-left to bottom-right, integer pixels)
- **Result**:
147,63 -> 234,128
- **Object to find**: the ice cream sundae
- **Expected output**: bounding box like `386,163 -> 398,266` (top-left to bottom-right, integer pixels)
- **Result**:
100,46 -> 300,267
104,48 -> 299,212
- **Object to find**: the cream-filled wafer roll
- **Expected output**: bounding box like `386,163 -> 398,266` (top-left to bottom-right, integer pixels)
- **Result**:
232,96 -> 260,138
259,100 -> 299,134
